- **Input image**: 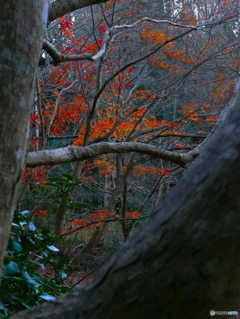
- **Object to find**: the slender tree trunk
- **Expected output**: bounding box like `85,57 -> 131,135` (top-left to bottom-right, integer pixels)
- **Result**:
70,172 -> 124,268
55,161 -> 84,234
121,181 -> 129,240
0,0 -> 47,274
10,92 -> 240,319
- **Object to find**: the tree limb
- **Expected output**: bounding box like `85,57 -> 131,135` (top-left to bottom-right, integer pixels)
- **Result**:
26,142 -> 198,168
48,0 -> 109,24
42,40 -> 94,65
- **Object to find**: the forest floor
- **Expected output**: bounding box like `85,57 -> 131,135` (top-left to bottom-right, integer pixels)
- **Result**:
37,264 -> 97,289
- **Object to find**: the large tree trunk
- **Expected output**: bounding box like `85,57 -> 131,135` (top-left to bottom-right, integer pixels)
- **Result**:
10,89 -> 240,318
0,0 -> 47,273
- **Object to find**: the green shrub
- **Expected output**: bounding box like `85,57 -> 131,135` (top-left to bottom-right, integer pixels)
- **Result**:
0,210 -> 71,318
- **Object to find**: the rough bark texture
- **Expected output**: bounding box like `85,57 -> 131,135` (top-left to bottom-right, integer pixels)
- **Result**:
10,88 -> 240,318
0,1 -> 47,273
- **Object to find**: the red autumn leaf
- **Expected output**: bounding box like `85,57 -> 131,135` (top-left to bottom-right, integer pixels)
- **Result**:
98,25 -> 107,36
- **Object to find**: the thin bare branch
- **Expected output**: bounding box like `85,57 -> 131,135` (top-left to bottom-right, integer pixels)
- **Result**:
60,216 -> 149,237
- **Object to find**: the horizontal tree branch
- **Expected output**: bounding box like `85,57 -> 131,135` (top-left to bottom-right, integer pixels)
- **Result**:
26,142 -> 199,168
42,40 -> 94,65
159,134 -> 206,139
48,0 -> 109,24
47,135 -> 78,139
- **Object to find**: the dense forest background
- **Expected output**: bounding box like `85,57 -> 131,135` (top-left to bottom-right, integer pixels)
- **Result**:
1,0 -> 240,318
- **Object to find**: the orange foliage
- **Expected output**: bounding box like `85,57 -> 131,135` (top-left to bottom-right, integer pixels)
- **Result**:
93,156 -> 115,176
126,212 -> 142,219
162,48 -> 192,63
72,125 -> 86,147
206,116 -> 217,124
129,166 -> 171,177
22,167 -> 46,186
67,210 -> 112,233
140,29 -> 172,45
33,210 -> 48,217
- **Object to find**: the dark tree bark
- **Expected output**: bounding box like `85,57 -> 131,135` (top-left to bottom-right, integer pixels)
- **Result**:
48,0 -> 109,24
10,89 -> 240,318
0,1 -> 47,273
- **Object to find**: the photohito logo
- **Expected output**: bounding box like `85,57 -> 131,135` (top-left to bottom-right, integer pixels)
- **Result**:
210,310 -> 238,316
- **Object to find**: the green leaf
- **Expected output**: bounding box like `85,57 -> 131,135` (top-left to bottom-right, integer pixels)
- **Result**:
20,221 -> 28,228
29,222 -> 36,231
11,296 -> 32,309
20,210 -> 30,215
0,299 -> 8,316
11,222 -> 20,227
12,241 -> 22,251
5,261 -> 19,275
47,245 -> 59,252
22,272 -> 38,287
60,272 -> 68,279
39,294 -> 56,301
29,260 -> 45,269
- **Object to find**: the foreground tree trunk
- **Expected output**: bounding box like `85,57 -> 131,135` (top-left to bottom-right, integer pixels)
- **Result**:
10,84 -> 240,318
0,1 -> 47,273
